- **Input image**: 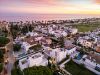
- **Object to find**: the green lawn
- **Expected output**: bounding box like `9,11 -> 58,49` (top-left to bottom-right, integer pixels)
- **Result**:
73,23 -> 100,32
76,25 -> 98,32
11,66 -> 53,75
23,66 -> 53,75
65,60 -> 96,75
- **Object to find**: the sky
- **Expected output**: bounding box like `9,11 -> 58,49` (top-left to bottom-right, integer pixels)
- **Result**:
0,0 -> 100,14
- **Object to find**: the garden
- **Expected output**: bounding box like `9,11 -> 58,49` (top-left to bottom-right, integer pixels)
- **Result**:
65,60 -> 96,75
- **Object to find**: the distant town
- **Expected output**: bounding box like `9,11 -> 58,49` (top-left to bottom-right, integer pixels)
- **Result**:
0,18 -> 100,75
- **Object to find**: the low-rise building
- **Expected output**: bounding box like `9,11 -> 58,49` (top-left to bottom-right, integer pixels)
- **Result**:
19,53 -> 48,70
65,45 -> 76,55
70,28 -> 78,35
44,45 -> 76,63
77,37 -> 94,48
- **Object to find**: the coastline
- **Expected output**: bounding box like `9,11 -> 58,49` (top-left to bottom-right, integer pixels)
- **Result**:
0,14 -> 100,22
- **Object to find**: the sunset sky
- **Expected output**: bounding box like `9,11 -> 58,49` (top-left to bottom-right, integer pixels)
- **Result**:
0,0 -> 100,14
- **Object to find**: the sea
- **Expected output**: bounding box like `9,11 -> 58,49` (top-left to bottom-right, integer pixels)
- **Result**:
0,14 -> 100,22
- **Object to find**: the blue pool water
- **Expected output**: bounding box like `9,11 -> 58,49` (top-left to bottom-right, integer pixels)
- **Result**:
76,53 -> 83,60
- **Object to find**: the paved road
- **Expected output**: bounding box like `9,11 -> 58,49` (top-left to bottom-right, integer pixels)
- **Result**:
5,36 -> 15,75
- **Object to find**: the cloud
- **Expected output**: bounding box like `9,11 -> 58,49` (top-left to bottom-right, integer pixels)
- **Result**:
0,0 -> 100,14
95,0 -> 100,4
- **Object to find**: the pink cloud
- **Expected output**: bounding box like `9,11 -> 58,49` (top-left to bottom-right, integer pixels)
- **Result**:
22,0 -> 59,5
95,0 -> 100,4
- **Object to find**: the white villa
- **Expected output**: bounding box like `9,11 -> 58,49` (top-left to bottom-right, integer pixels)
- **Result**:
26,32 -> 39,37
21,42 -> 36,52
75,53 -> 100,75
77,37 -> 94,48
48,28 -> 68,37
69,28 -> 78,35
65,46 -> 76,55
44,45 -> 76,63
19,53 -> 48,70
50,48 -> 67,62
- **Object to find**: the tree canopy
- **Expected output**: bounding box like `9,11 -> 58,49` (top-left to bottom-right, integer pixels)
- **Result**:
0,37 -> 10,47
13,43 -> 21,52
0,50 -> 4,63
0,63 -> 3,73
11,68 -> 23,75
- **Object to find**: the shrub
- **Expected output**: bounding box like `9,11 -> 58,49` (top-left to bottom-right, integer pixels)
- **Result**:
13,44 -> 21,52
11,68 -> 23,75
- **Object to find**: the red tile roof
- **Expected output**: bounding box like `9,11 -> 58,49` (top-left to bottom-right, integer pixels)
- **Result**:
96,47 -> 100,53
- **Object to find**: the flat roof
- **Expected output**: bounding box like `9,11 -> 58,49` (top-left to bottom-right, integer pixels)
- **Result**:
65,45 -> 75,50
86,52 -> 100,64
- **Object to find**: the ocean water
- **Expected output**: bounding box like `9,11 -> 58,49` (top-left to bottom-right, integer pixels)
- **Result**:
0,14 -> 100,21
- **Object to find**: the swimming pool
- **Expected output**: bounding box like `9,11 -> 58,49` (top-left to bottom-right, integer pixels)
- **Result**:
76,53 -> 83,60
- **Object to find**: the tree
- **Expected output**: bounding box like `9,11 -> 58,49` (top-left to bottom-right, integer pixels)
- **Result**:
13,44 -> 21,52
11,68 -> 23,75
80,49 -> 85,55
14,60 -> 19,68
14,25 -> 19,31
0,50 -> 4,63
21,26 -> 28,35
10,25 -> 19,39
0,37 -> 10,47
59,37 -> 65,48
0,63 -> 3,73
0,28 -> 8,37
12,30 -> 18,39
29,25 -> 32,32
0,50 -> 3,59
